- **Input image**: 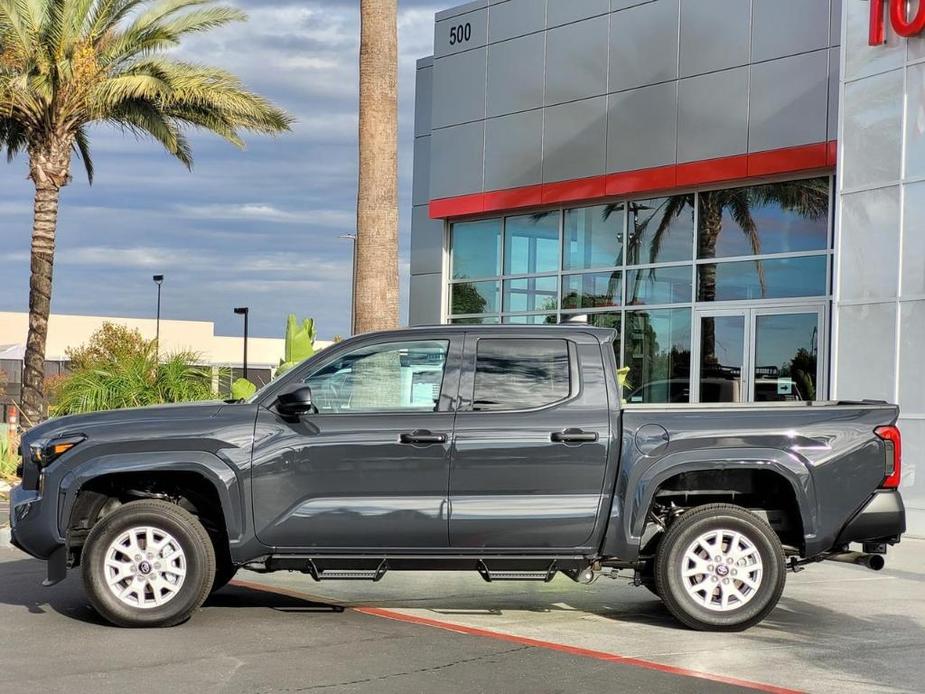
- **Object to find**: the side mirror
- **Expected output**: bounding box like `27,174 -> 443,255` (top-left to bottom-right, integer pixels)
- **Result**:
274,384 -> 315,417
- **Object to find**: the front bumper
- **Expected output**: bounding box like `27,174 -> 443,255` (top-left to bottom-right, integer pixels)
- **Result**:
836,489 -> 906,546
9,484 -> 69,584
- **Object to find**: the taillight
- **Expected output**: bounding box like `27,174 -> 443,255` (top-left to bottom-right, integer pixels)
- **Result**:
875,425 -> 902,489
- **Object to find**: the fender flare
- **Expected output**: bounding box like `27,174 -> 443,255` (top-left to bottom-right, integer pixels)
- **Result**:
57,451 -> 247,546
604,447 -> 818,560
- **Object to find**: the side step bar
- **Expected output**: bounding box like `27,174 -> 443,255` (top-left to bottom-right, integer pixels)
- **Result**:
305,559 -> 389,582
477,560 -> 558,583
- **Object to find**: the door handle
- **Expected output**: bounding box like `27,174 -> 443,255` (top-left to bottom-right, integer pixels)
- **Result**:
400,430 -> 448,445
551,429 -> 599,444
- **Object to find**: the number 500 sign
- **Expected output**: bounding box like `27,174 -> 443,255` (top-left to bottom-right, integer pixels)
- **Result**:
870,0 -> 925,45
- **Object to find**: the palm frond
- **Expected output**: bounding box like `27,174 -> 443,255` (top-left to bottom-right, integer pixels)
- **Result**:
73,123 -> 92,181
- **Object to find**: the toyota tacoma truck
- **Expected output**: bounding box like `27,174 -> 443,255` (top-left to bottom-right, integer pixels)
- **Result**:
8,326 -> 906,631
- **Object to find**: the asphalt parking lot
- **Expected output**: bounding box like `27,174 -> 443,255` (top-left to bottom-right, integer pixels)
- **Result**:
0,539 -> 923,694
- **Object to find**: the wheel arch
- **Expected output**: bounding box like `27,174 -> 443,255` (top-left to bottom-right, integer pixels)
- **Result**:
59,452 -> 247,560
603,448 -> 817,560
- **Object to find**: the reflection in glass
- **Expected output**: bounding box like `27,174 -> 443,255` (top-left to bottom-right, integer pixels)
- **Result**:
563,205 -> 624,270
473,339 -> 571,411
451,219 -> 502,280
698,256 -> 828,302
699,315 -> 745,403
505,213 -> 560,275
627,195 -> 695,265
698,178 -> 830,260
586,312 -> 622,363
451,316 -> 500,325
626,266 -> 693,305
754,313 -> 819,402
451,280 -> 500,315
304,341 -> 448,413
503,314 -> 558,324
503,276 -> 559,313
561,271 -> 622,310
624,309 -> 692,404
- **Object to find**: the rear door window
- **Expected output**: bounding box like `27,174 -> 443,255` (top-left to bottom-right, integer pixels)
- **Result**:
472,339 -> 572,411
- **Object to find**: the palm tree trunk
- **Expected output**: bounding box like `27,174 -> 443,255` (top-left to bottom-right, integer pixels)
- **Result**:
355,0 -> 399,335
21,140 -> 71,425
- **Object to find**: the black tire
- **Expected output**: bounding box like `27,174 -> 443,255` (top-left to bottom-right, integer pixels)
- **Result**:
81,500 -> 216,628
654,504 -> 786,632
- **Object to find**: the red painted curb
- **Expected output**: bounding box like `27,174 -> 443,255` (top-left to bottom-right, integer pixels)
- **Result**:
231,579 -> 804,694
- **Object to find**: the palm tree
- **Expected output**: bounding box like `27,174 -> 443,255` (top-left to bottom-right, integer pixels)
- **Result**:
355,0 -> 398,335
0,0 -> 292,424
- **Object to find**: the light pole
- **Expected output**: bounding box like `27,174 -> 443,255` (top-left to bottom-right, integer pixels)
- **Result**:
234,307 -> 249,380
153,275 -> 164,357
340,234 -> 357,335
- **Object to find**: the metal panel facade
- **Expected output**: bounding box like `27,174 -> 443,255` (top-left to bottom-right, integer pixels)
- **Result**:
420,0 -> 841,207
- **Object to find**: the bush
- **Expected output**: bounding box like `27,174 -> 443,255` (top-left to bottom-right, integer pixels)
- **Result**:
0,432 -> 20,482
52,323 -> 218,415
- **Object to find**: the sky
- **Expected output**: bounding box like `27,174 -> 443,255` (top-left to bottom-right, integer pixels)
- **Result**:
0,0 -> 443,340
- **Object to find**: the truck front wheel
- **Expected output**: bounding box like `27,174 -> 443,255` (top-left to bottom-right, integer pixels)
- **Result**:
654,504 -> 786,631
81,500 -> 216,628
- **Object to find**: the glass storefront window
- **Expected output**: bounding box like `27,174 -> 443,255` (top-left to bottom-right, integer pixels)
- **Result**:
503,276 -> 559,313
451,316 -> 500,324
626,266 -> 693,305
504,213 -> 560,275
627,195 -> 695,265
624,309 -> 692,404
443,177 -> 832,404
452,219 -> 501,280
563,205 -> 624,270
754,313 -> 819,402
503,314 -> 558,324
698,256 -> 829,302
561,271 -> 622,310
698,179 -> 830,260
451,280 -> 500,316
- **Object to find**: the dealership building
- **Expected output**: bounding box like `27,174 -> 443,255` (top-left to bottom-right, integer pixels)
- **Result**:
408,0 -> 925,534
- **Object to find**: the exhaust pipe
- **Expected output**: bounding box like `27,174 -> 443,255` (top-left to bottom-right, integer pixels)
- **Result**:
825,551 -> 885,571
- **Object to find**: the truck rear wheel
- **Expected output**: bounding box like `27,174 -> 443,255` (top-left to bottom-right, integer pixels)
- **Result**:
81,500 -> 216,628
654,504 -> 786,631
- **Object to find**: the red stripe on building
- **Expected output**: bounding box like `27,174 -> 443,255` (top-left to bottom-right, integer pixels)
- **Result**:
429,140 -> 836,220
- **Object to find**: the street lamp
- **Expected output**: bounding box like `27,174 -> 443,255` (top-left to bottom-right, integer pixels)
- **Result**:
153,275 -> 164,357
234,307 -> 249,380
340,233 -> 357,335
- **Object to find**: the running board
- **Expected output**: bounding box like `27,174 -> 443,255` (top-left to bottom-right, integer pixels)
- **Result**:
305,559 -> 389,582
477,559 -> 558,583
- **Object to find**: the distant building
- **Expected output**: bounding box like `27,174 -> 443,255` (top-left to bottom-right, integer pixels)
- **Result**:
0,312 -> 331,416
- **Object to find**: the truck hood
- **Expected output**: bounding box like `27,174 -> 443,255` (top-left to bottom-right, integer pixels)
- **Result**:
24,401 -> 231,444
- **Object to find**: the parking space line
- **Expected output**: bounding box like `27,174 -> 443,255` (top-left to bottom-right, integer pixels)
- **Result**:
231,579 -> 804,694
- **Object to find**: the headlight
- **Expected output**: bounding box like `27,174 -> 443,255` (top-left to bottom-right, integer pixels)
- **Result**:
30,434 -> 86,469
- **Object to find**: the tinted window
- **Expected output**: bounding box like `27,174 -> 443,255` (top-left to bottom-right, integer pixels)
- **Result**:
563,204 -> 624,270
624,309 -> 692,404
452,220 -> 501,280
473,339 -> 571,411
627,195 -> 695,265
698,179 -> 829,260
304,341 -> 448,414
698,256 -> 829,302
504,213 -> 560,275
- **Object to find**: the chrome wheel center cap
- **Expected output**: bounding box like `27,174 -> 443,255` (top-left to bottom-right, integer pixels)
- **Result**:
715,564 -> 729,577
138,561 -> 152,575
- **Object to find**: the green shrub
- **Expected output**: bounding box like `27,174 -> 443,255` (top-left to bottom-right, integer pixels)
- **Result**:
0,432 -> 20,482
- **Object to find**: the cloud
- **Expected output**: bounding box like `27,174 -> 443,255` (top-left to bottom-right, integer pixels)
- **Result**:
0,0 -> 442,339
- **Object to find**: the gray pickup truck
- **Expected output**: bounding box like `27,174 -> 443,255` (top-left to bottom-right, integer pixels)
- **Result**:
9,325 -> 906,631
